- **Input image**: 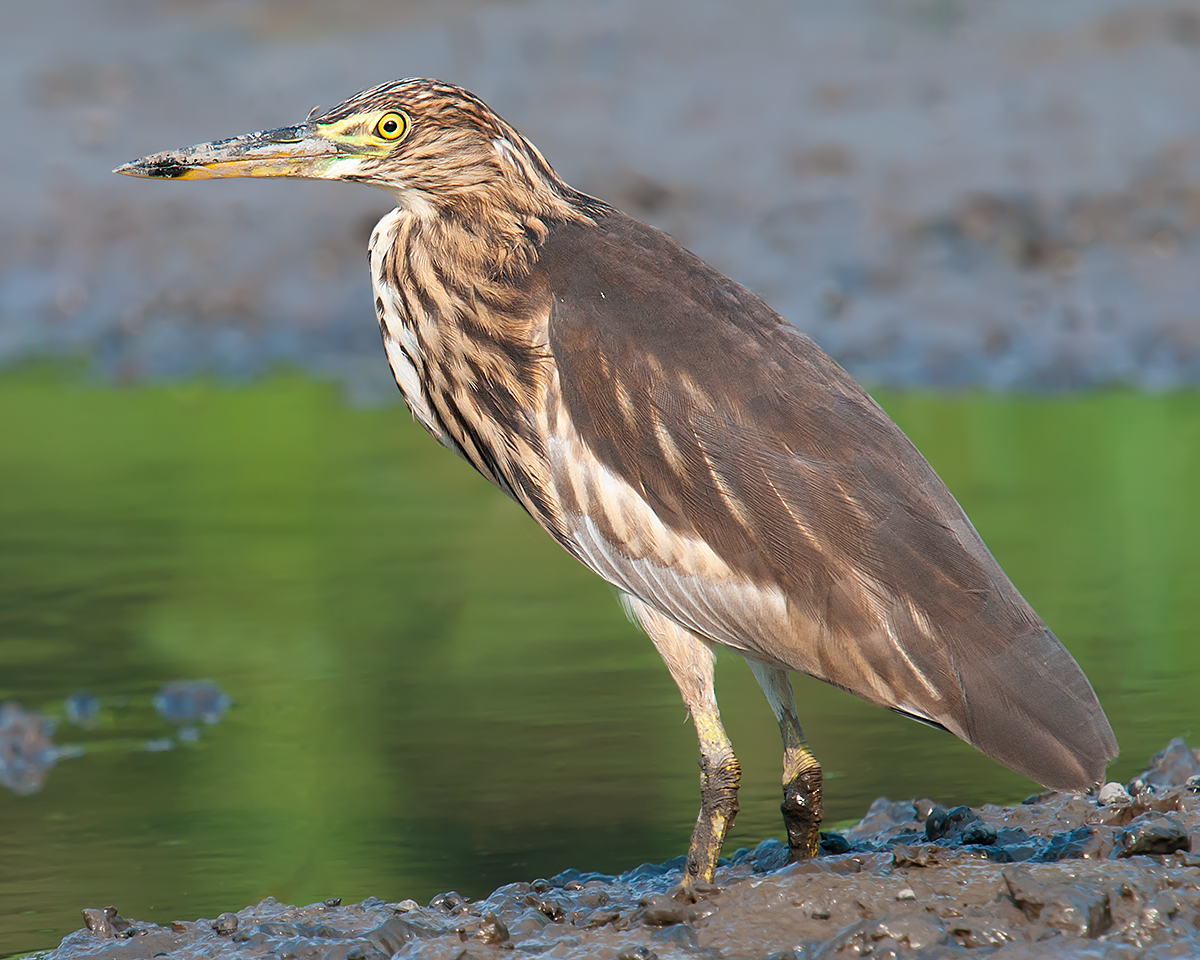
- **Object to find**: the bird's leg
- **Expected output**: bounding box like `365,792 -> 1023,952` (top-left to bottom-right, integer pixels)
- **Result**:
621,594 -> 739,888
745,659 -> 824,860
685,707 -> 741,888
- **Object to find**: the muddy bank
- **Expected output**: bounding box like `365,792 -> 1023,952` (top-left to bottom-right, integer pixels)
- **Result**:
44,741 -> 1200,959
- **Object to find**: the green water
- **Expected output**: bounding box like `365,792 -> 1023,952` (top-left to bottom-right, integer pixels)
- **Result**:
0,366 -> 1197,955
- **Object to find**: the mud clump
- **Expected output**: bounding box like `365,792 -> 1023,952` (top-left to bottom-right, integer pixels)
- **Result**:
46,741 -> 1200,959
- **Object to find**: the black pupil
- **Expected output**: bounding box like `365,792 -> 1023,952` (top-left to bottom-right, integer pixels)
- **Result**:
383,119 -> 397,134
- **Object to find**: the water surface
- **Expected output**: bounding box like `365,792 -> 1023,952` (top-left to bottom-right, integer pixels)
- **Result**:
1,367 -> 1196,955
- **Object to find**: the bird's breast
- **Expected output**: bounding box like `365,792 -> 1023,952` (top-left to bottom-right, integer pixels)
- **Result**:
370,211 -> 451,446
367,208 -> 567,527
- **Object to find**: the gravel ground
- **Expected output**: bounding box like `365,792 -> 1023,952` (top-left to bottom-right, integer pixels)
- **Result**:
43,740 -> 1200,959
4,0 -> 1200,395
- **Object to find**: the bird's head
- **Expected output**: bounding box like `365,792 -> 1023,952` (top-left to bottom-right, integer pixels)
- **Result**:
116,79 -> 598,223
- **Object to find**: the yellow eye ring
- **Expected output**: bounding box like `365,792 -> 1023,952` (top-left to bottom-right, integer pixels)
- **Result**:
375,111 -> 409,141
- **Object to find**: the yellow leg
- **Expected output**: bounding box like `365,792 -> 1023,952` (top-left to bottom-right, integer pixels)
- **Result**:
745,659 -> 824,860
685,708 -> 741,884
621,594 -> 740,886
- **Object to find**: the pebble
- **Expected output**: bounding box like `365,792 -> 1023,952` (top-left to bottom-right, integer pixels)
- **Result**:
960,820 -> 998,845
212,913 -> 238,935
473,912 -> 508,944
1098,781 -> 1132,806
1116,815 -> 1192,857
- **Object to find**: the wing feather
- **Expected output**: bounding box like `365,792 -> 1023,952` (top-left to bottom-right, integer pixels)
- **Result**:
534,210 -> 1117,791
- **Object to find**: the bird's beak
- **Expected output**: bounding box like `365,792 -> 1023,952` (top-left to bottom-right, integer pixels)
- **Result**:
114,123 -> 349,181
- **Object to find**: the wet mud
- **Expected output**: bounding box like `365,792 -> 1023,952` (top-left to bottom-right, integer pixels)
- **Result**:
44,741 -> 1200,959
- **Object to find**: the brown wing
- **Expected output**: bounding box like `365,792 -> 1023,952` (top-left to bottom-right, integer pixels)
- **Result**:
537,210 -> 1117,791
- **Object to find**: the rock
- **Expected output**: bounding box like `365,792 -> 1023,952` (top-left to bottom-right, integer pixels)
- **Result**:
995,827 -> 1034,846
946,805 -> 976,825
523,893 -> 565,921
893,843 -> 985,867
473,913 -> 508,945
947,915 -> 1016,948
893,843 -> 937,867
358,917 -> 420,956
1002,867 -> 1111,937
1115,816 -> 1192,857
551,867 -> 615,886
961,821 -> 998,845
1040,886 -> 1111,938
1073,826 -> 1119,861
256,922 -> 301,937
1003,867 -> 1051,920
1098,782 -> 1132,806
212,912 -> 238,935
81,906 -> 133,938
1039,826 -> 1093,861
997,843 -> 1039,862
925,806 -> 951,840
430,892 -> 465,911
818,831 -> 851,854
874,916 -> 947,950
639,894 -> 690,926
581,908 -> 621,928
749,838 -> 790,872
1137,738 -> 1200,788
816,917 -> 946,958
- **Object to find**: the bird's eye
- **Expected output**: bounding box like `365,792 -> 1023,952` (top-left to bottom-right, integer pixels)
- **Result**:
375,111 -> 409,141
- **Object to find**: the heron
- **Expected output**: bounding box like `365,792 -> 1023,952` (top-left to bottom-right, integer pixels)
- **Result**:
117,79 -> 1118,888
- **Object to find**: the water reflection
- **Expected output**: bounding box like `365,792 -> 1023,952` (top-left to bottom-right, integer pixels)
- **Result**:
153,680 -> 230,726
0,701 -> 59,795
64,690 -> 100,729
0,680 -> 231,795
153,679 -> 231,743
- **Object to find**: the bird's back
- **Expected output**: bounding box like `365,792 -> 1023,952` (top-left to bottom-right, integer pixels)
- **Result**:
534,210 -> 1117,792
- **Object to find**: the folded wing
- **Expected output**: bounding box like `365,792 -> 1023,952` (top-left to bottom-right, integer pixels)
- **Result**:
537,211 -> 1118,791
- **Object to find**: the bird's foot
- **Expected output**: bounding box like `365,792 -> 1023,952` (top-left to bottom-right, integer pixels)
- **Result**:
782,761 -> 823,860
683,753 -> 740,887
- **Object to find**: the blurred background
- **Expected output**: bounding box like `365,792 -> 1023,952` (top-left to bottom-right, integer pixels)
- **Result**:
2,0 -> 1199,954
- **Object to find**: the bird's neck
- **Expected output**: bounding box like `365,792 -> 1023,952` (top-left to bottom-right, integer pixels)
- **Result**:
385,192 -> 587,291
379,127 -> 606,285
370,200 -> 567,525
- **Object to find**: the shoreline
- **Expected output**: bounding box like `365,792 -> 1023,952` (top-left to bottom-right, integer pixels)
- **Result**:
40,741 -> 1200,960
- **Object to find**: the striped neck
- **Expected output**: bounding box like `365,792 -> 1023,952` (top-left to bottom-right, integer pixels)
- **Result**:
368,202 -> 562,526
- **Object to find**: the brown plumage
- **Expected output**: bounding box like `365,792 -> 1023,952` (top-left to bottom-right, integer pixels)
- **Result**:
117,78 -> 1119,886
